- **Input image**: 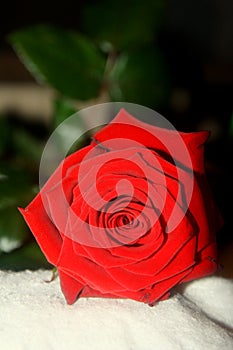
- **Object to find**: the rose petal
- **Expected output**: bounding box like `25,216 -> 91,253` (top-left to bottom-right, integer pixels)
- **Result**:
123,214 -> 195,275
181,242 -> 218,282
58,269 -> 85,304
106,234 -> 196,291
141,267 -> 193,305
69,219 -> 164,268
98,267 -> 192,304
57,237 -> 129,293
92,108 -> 209,173
18,200 -> 62,265
45,176 -> 76,234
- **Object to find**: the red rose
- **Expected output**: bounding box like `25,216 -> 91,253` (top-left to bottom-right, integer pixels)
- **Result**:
19,109 -> 223,305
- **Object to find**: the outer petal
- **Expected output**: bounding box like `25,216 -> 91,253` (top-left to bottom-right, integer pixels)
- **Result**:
18,145 -> 96,265
58,269 -> 85,304
190,174 -> 223,253
57,237 -> 128,293
92,108 -> 209,173
141,267 -> 193,305
18,200 -> 62,265
106,236 -> 196,291
181,242 -> 218,282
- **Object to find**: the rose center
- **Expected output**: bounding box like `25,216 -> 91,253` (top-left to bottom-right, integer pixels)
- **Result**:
114,213 -> 133,228
122,216 -> 130,225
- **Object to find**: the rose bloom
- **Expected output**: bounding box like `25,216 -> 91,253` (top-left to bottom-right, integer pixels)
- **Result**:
19,109 -> 223,305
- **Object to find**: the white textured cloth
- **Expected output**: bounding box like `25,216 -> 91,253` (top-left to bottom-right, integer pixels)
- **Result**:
0,270 -> 232,350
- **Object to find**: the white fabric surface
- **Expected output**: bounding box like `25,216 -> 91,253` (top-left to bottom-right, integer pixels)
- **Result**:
0,270 -> 232,350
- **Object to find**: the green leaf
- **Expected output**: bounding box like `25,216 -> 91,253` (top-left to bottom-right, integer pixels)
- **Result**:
109,48 -> 170,108
83,0 -> 165,50
0,241 -> 52,270
9,25 -> 106,100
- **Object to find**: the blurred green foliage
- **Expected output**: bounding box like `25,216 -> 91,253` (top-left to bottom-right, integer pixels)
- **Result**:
0,120 -> 52,269
0,0 -> 171,270
9,25 -> 106,100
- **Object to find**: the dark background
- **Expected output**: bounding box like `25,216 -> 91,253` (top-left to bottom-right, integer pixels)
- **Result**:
0,0 -> 232,272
